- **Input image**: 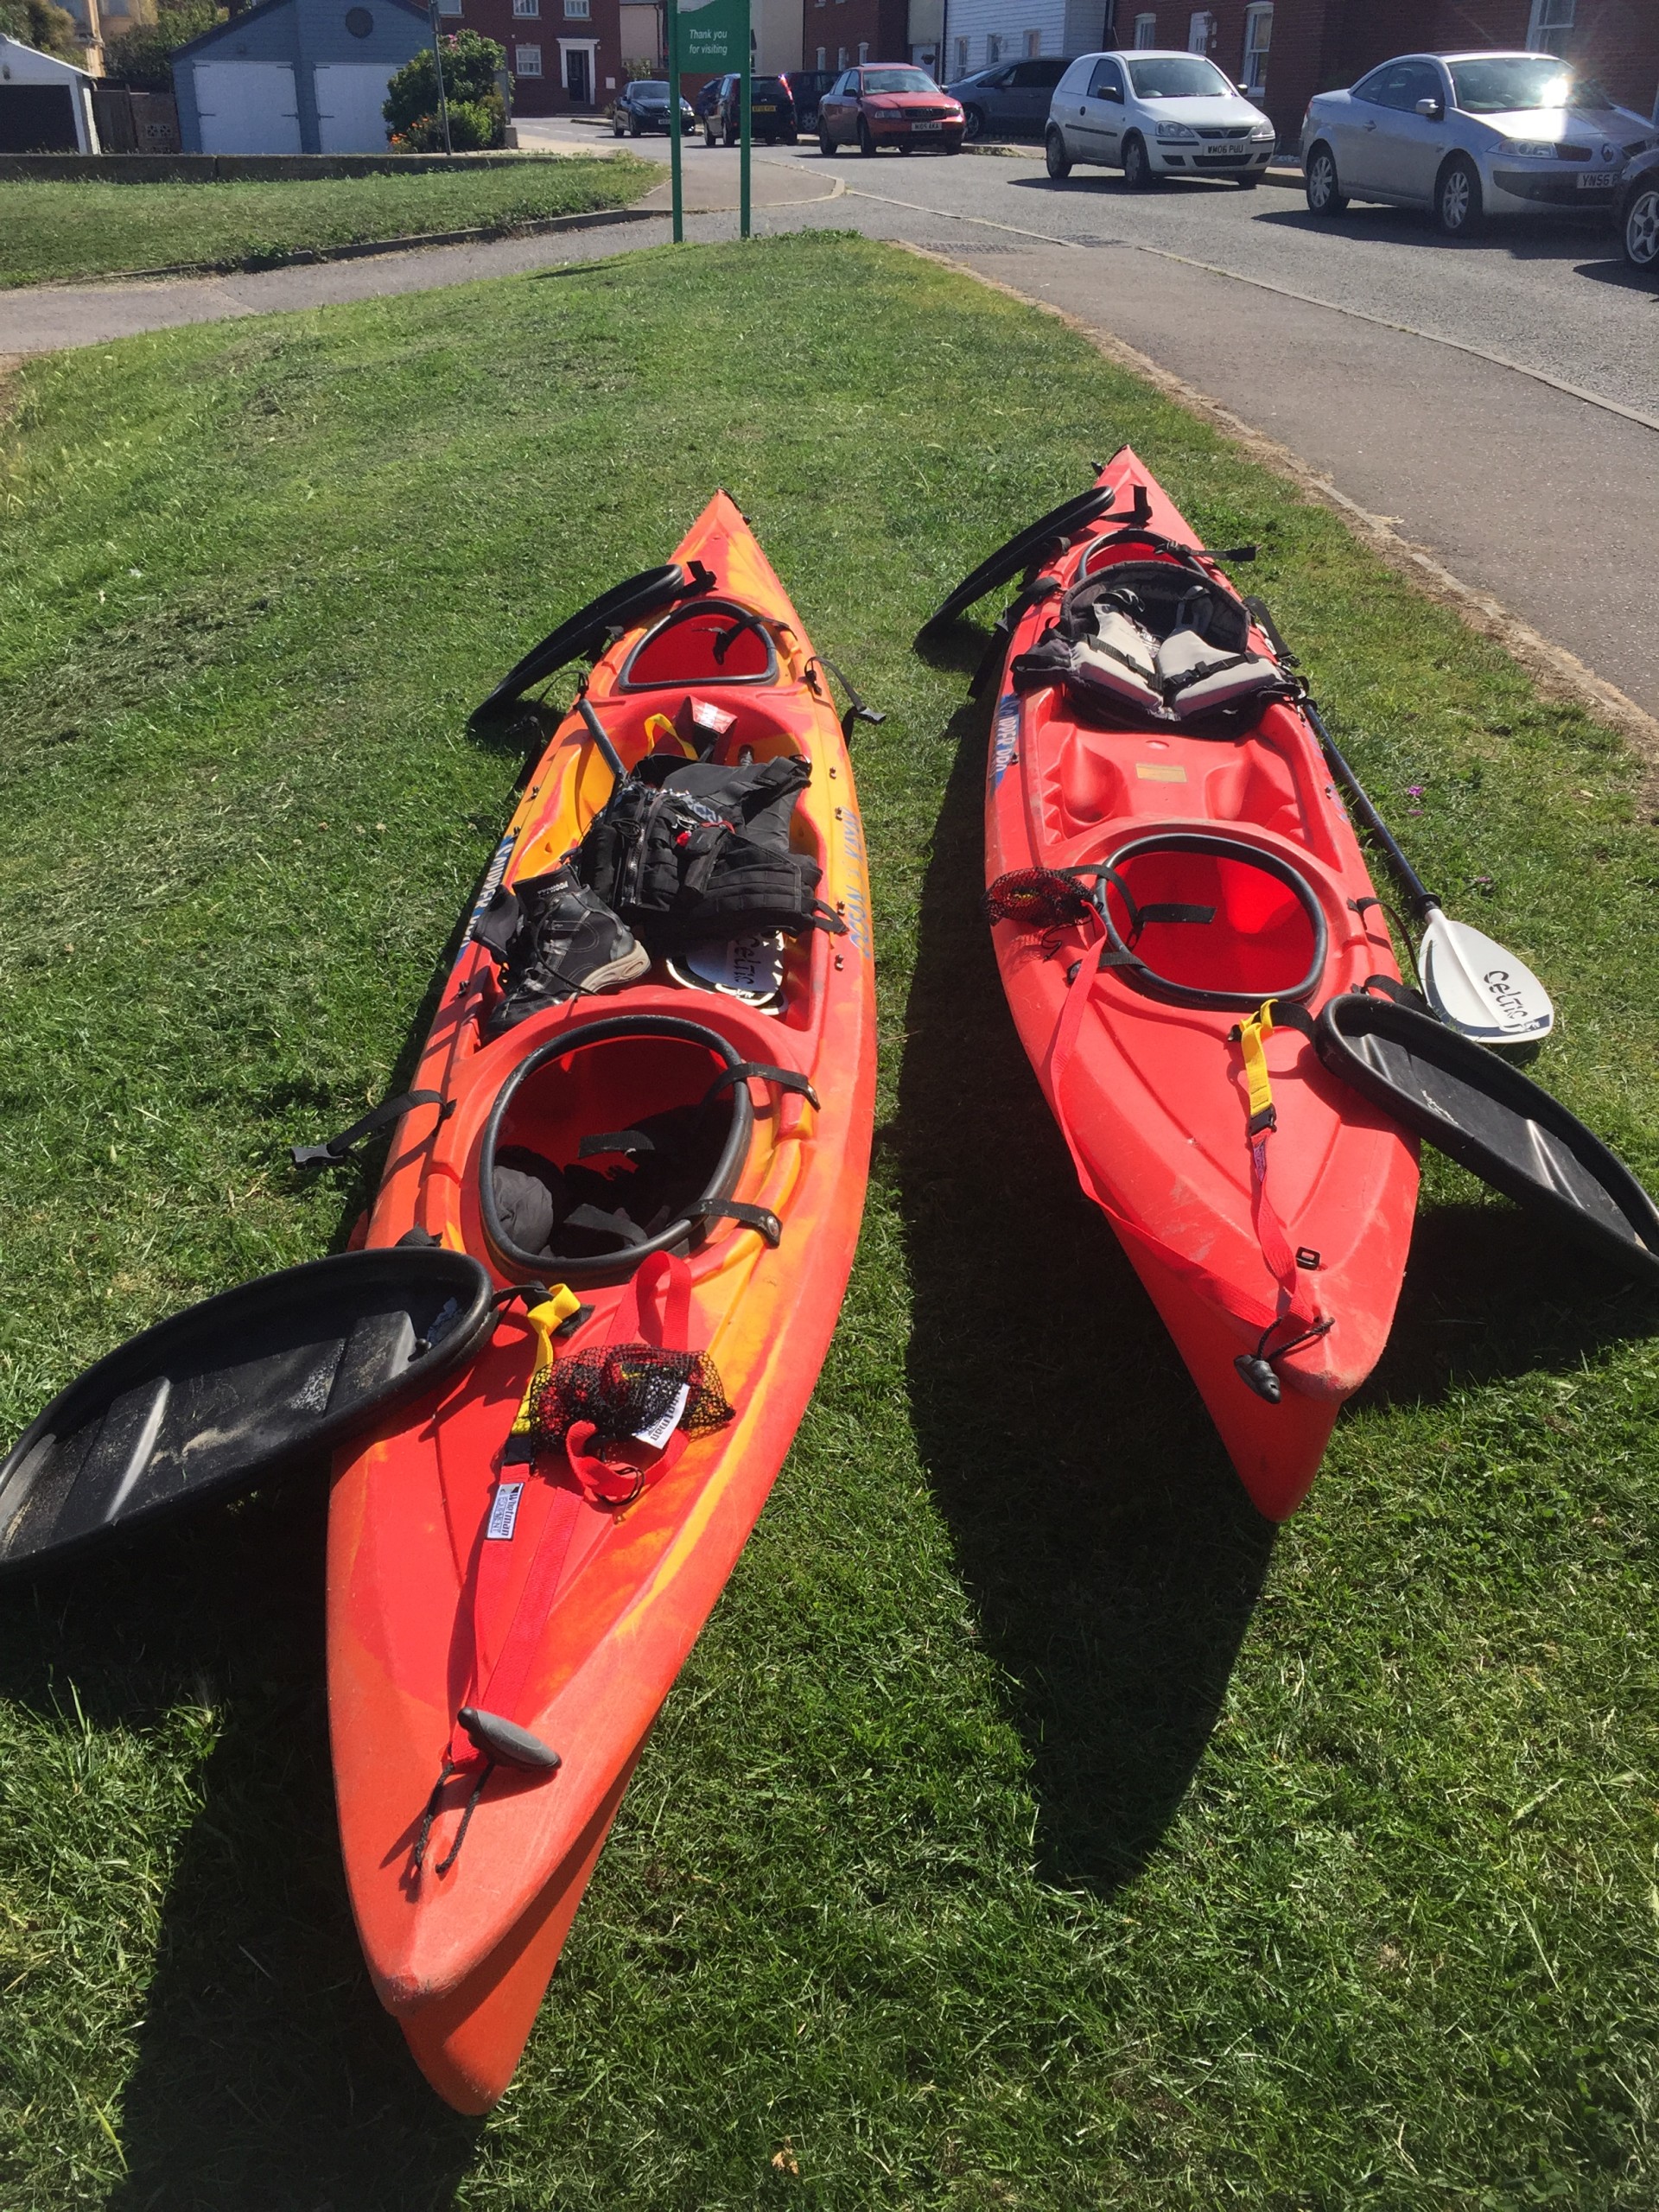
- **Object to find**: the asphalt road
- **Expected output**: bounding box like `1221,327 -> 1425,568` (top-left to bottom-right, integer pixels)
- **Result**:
5,125 -> 1656,719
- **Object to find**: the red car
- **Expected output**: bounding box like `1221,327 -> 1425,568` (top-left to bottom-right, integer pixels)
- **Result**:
816,64 -> 965,156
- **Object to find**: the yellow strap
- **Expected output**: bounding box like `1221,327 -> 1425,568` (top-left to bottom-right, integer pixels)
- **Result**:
509,1285 -> 583,1440
644,712 -> 693,758
1236,1001 -> 1276,1132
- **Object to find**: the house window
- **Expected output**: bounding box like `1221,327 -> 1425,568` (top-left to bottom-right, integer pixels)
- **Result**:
1242,3 -> 1270,92
816,45 -> 825,67
437,0 -> 461,16
1024,29 -> 1040,56
1188,10 -> 1213,54
514,41 -> 541,73
836,44 -> 847,67
1526,0 -> 1574,55
513,0 -> 538,16
987,33 -> 1003,62
954,35 -> 968,73
563,0 -> 588,16
1134,15 -> 1156,49
857,39 -> 868,60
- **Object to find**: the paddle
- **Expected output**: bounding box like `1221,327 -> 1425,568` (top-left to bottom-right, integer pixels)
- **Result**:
1300,697 -> 1554,1048
576,696 -> 628,784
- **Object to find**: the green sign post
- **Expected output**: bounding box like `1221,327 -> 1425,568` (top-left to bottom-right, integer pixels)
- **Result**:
666,0 -> 753,243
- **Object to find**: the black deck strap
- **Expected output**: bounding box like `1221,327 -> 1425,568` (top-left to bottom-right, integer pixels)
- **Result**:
812,897 -> 850,938
1165,652 -> 1255,695
1243,596 -> 1297,665
578,1129 -> 657,1159
1347,896 -> 1383,916
562,1204 -> 650,1249
702,1062 -> 821,1111
1212,545 -> 1258,563
1362,974 -> 1430,1012
811,652 -> 887,735
713,609 -> 770,664
291,1090 -> 454,1170
688,1198 -> 783,1248
1228,998 -> 1318,1043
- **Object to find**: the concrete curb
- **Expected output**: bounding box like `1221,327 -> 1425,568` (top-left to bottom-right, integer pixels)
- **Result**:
964,140 -> 1305,188
22,200 -> 659,289
898,238 -> 1659,804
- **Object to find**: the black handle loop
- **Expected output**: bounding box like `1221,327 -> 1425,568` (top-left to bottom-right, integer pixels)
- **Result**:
702,1062 -> 821,1112
291,1090 -> 454,1170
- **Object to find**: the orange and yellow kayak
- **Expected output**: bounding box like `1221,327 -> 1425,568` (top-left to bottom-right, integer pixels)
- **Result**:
327,494 -> 876,2110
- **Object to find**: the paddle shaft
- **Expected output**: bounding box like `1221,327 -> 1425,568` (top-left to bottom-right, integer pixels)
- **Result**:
1302,701 -> 1436,923
577,696 -> 628,785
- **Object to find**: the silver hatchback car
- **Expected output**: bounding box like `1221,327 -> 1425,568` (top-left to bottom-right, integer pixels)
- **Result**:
1301,50 -> 1656,236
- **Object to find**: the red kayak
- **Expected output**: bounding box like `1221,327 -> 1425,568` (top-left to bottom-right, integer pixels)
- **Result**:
327,495 -> 876,2108
942,449 -> 1418,1519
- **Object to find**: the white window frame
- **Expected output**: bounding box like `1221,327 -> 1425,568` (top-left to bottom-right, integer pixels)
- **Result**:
514,41 -> 542,72
513,0 -> 539,16
954,35 -> 968,75
856,39 -> 868,61
1024,29 -> 1040,57
1134,15 -> 1156,50
1526,0 -> 1574,55
437,0 -> 461,16
987,32 -> 1003,62
1188,10 -> 1213,54
836,44 -> 848,68
563,0 -> 589,16
815,44 -> 825,67
1242,3 -> 1270,92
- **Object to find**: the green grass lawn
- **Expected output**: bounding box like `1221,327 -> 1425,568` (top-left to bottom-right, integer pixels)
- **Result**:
0,156 -> 661,287
1,235 -> 1656,2209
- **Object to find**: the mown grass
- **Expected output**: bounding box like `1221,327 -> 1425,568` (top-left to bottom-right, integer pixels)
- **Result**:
0,233 -> 1656,2209
0,155 -> 660,286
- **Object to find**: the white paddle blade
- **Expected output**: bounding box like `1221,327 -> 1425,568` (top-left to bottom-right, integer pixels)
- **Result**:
1419,912 -> 1554,1046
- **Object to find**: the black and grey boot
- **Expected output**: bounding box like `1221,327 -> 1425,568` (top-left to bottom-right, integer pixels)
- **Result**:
477,868 -> 651,1037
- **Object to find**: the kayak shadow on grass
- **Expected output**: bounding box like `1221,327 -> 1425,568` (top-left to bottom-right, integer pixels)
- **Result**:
0,1476 -> 482,2210
890,673 -> 1278,1897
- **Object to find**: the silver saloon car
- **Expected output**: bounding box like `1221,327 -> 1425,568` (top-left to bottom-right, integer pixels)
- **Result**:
1300,50 -> 1656,236
1046,49 -> 1275,190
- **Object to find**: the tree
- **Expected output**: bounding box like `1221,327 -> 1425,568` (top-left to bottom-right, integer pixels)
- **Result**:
384,29 -> 507,149
102,0 -> 224,92
0,0 -> 84,64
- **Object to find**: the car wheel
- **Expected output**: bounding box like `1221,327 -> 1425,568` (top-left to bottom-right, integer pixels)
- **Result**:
783,129 -> 798,144
1121,133 -> 1154,191
858,118 -> 876,157
963,104 -> 985,143
1236,173 -> 1260,189
629,117 -> 641,138
942,139 -> 961,155
1045,125 -> 1071,180
1436,154 -> 1483,237
1624,182 -> 1659,271
613,116 -> 625,137
1304,142 -> 1347,214
703,123 -> 715,147
724,122 -> 736,147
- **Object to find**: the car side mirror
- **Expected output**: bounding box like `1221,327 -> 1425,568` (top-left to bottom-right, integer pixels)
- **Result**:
1104,86 -> 1123,103
1414,96 -> 1445,119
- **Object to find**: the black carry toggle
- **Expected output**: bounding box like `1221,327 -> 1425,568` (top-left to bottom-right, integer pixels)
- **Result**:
689,1198 -> 783,1248
459,1705 -> 563,1773
291,1090 -> 454,1169
702,1062 -> 822,1112
1234,1313 -> 1334,1402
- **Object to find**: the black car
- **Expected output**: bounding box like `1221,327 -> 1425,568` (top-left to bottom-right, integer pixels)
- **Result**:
701,73 -> 798,146
612,79 -> 696,137
1618,141 -> 1659,275
783,68 -> 836,132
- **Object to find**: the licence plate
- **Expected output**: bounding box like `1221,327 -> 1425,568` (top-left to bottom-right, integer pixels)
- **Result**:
912,120 -> 943,131
753,103 -> 776,113
1577,171 -> 1614,189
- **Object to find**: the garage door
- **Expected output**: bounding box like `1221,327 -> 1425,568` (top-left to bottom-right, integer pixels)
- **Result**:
313,63 -> 393,154
0,85 -> 80,154
193,61 -> 302,155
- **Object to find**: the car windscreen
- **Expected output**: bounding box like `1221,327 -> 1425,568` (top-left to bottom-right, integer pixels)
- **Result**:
1127,55 -> 1234,99
630,81 -> 667,97
861,68 -> 937,93
1447,57 -> 1600,113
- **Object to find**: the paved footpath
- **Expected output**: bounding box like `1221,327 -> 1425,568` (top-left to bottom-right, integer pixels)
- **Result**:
4,128 -> 1656,725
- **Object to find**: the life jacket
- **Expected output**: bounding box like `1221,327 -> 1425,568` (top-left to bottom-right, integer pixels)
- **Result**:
576,753 -> 842,949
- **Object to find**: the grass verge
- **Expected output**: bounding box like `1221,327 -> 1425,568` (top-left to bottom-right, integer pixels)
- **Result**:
0,156 -> 661,287
0,233 -> 1656,2209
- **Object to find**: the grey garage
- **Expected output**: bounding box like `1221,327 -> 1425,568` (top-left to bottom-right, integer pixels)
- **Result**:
172,0 -> 431,155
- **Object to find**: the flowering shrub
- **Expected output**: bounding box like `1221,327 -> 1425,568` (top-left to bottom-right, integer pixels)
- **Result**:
384,30 -> 509,147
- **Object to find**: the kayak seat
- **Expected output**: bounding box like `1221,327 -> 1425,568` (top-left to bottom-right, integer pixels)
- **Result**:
479,1014 -> 783,1286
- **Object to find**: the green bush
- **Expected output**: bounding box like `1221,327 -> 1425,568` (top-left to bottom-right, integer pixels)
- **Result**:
383,29 -> 507,143
388,95 -> 502,153
102,0 -> 222,90
0,0 -> 82,63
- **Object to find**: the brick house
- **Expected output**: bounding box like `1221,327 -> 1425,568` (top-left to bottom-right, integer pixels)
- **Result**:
441,0 -> 624,114
1134,3 -> 1659,142
799,0 -> 906,74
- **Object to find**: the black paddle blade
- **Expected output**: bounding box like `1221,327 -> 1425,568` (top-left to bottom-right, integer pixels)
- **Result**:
915,484 -> 1116,643
1316,993 -> 1659,1287
472,561 -> 715,722
0,1249 -> 497,1577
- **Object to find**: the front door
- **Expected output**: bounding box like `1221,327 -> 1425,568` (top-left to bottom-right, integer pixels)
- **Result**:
565,46 -> 590,106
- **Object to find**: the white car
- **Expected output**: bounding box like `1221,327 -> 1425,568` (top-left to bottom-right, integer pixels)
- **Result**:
1300,51 -> 1656,237
1045,48 -> 1275,190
